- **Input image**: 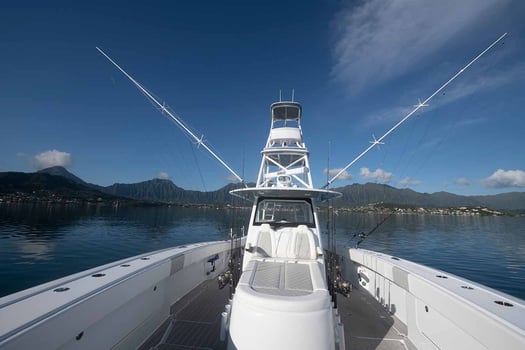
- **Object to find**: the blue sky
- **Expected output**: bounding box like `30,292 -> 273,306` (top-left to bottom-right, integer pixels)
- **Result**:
1,0 -> 524,195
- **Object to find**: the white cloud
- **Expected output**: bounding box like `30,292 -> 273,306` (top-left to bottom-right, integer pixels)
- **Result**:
481,169 -> 525,188
324,168 -> 353,181
398,177 -> 421,187
33,150 -> 72,169
455,177 -> 470,186
225,174 -> 240,182
360,167 -> 393,183
157,171 -> 170,180
331,0 -> 505,91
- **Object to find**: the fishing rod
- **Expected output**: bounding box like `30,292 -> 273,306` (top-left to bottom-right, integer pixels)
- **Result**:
96,47 -> 246,186
324,32 -> 507,188
356,213 -> 394,247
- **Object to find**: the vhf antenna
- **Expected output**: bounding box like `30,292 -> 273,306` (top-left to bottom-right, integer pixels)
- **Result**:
96,47 -> 245,186
324,32 -> 507,187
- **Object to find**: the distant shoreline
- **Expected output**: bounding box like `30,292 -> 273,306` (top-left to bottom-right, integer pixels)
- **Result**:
331,204 -> 520,217
1,198 -> 521,216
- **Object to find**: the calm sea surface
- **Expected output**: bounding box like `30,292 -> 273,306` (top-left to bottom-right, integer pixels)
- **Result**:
1,203 -> 524,300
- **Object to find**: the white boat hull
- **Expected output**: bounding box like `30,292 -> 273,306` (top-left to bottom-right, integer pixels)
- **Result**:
0,240 -> 234,350
1,243 -> 524,349
340,248 -> 525,350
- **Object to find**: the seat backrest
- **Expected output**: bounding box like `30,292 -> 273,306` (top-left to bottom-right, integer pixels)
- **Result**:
293,225 -> 317,260
271,225 -> 317,260
274,228 -> 294,259
255,224 -> 273,257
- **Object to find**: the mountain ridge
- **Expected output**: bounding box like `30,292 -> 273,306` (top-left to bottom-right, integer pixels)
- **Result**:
4,167 -> 525,210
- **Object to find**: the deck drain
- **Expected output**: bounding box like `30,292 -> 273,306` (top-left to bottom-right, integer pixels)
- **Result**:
494,300 -> 513,307
436,275 -> 448,279
141,257 -> 150,260
54,287 -> 70,292
76,331 -> 84,340
91,273 -> 106,278
461,285 -> 474,290
391,257 -> 400,261
121,264 -> 131,267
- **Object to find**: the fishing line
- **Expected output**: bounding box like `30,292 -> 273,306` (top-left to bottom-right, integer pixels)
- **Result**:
146,93 -> 235,189
137,85 -> 212,188
409,88 -> 477,183
188,138 -> 207,192
396,103 -> 439,182
325,33 -> 507,188
397,37 -> 508,186
97,47 -> 245,185
341,34 -> 509,248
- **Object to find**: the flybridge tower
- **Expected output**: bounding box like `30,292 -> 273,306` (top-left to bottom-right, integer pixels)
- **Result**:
256,101 -> 313,189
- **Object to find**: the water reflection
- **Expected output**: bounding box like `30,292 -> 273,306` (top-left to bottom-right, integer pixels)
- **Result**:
1,203 -> 524,301
0,203 -> 250,297
16,240 -> 56,262
319,212 -> 525,300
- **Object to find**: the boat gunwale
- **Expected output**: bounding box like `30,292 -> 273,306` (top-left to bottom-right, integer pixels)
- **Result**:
0,240 -> 231,344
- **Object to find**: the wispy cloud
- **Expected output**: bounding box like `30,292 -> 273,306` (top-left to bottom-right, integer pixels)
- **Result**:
331,0 -> 505,91
360,61 -> 525,128
362,105 -> 412,127
157,171 -> 170,180
325,168 -> 353,181
32,150 -> 72,170
434,62 -> 525,109
481,169 -> 525,188
398,177 -> 422,187
360,167 -> 393,183
455,177 -> 470,186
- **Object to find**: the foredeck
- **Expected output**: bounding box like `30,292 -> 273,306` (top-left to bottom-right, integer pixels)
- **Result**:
141,277 -> 414,350
338,287 -> 415,350
140,278 -> 230,350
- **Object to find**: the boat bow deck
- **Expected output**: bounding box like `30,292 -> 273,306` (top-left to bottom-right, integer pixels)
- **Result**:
141,272 -> 415,350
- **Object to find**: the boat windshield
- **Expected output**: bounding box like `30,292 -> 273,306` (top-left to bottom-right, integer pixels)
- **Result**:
254,198 -> 314,227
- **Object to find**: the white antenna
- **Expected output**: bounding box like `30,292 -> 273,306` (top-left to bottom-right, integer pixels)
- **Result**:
279,89 -> 282,102
96,47 -> 245,185
292,88 -> 295,102
325,32 -> 507,187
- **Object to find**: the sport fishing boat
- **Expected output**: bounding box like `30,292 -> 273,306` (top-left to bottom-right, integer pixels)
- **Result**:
1,35 -> 524,349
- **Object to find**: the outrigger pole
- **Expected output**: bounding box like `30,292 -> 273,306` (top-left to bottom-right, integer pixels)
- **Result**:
96,47 -> 246,185
324,32 -> 507,188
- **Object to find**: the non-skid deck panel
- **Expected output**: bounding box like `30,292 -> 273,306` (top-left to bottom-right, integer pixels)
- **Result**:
249,260 -> 313,296
145,277 -> 416,349
158,278 -> 230,350
338,287 -> 416,350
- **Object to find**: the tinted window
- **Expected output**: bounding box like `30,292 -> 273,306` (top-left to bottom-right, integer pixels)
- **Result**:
254,199 -> 314,227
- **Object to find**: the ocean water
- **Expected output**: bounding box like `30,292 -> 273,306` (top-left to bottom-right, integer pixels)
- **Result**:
1,203 -> 524,300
